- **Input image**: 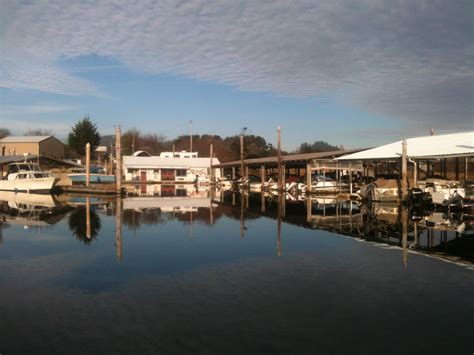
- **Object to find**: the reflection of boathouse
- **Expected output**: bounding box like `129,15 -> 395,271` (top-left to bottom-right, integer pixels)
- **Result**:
123,151 -> 220,183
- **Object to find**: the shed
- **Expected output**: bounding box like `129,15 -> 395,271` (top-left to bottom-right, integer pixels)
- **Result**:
0,136 -> 65,159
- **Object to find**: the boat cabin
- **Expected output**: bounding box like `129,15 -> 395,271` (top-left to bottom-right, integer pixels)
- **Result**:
3,163 -> 49,180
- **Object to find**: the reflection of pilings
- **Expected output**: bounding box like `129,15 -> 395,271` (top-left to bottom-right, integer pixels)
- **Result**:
240,193 -> 245,238
277,193 -> 283,256
260,192 -> 266,213
401,206 -> 408,268
115,196 -> 123,262
306,196 -> 312,223
86,196 -> 91,240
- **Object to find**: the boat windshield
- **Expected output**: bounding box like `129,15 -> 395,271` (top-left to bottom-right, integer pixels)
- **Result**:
7,163 -> 42,174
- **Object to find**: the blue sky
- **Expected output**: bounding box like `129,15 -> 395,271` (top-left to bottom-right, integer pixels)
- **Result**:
1,1 -> 472,151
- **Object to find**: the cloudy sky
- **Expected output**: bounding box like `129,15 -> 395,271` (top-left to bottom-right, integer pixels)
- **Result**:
1,0 -> 472,149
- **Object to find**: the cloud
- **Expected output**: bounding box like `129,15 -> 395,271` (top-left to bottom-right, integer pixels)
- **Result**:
1,0 -> 472,128
1,103 -> 78,115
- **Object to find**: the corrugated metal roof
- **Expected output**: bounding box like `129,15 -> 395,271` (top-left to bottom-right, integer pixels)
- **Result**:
0,155 -> 82,167
336,132 -> 474,160
0,136 -> 52,143
213,148 -> 366,167
123,156 -> 220,168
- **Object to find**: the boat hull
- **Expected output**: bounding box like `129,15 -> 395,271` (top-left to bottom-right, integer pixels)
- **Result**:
0,177 -> 59,192
68,174 -> 116,183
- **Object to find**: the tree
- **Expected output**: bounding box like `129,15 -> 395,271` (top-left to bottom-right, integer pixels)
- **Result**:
68,117 -> 101,157
24,128 -> 52,136
0,128 -> 11,139
298,140 -> 339,153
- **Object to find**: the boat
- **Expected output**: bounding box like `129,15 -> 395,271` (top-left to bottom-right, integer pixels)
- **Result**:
418,178 -> 466,208
0,162 -> 59,192
68,166 -> 116,184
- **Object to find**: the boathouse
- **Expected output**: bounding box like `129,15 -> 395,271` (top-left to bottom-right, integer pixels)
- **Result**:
336,131 -> 474,183
0,136 -> 65,159
123,151 -> 221,183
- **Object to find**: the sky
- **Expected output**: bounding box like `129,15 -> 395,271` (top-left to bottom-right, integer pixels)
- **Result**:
0,0 -> 472,151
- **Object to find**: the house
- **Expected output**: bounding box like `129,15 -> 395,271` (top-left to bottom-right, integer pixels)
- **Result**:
0,136 -> 65,159
123,151 -> 221,183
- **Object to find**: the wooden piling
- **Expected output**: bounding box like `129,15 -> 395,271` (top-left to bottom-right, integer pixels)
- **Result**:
209,144 -> 214,183
306,163 -> 311,194
277,126 -> 282,191
115,126 -> 122,193
85,142 -> 91,187
260,164 -> 265,189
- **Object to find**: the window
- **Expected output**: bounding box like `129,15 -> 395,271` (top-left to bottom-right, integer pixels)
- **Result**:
176,169 -> 187,177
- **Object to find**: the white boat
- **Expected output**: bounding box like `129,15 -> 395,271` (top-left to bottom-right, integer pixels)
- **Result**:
419,179 -> 465,207
0,162 -> 59,192
0,190 -> 59,209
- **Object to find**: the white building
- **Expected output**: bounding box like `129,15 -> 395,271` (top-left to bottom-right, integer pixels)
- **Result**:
123,151 -> 221,183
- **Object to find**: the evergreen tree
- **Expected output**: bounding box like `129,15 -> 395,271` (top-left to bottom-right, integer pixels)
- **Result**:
68,117 -> 101,157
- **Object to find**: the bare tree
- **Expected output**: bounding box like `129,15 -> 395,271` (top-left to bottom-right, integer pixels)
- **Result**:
0,128 -> 11,139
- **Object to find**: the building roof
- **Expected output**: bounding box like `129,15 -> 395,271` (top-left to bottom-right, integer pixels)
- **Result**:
213,148 -> 366,168
336,132 -> 474,161
123,156 -> 220,169
0,136 -> 53,143
0,155 -> 82,167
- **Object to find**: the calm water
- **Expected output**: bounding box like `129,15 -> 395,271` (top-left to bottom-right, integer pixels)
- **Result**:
0,189 -> 473,354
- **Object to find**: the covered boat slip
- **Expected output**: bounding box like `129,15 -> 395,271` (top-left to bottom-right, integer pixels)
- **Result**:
336,132 -> 474,180
336,132 -> 474,203
212,149 -> 365,192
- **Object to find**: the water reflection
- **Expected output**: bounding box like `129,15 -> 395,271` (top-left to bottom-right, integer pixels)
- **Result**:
68,203 -> 102,244
0,188 -> 473,354
0,189 -> 472,266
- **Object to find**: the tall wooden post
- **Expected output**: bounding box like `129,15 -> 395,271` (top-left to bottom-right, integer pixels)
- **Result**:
306,163 -> 312,194
401,139 -> 408,200
232,166 -> 236,180
115,126 -> 122,194
277,126 -> 282,191
260,164 -> 265,190
209,144 -> 214,183
85,142 -> 91,187
465,157 -> 469,181
240,134 -> 244,180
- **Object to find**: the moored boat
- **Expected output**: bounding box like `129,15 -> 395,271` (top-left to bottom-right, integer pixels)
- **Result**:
68,166 -> 116,184
0,162 -> 59,192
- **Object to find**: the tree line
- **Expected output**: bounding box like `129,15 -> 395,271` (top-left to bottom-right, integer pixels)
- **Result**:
0,116 -> 340,162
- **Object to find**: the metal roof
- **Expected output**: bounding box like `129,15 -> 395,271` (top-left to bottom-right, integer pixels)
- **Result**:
0,155 -> 82,167
336,132 -> 474,161
123,156 -> 220,169
213,148 -> 366,168
0,136 -> 52,143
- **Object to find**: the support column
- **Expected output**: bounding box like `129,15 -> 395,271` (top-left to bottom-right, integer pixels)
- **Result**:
232,166 -> 236,180
260,164 -> 265,190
